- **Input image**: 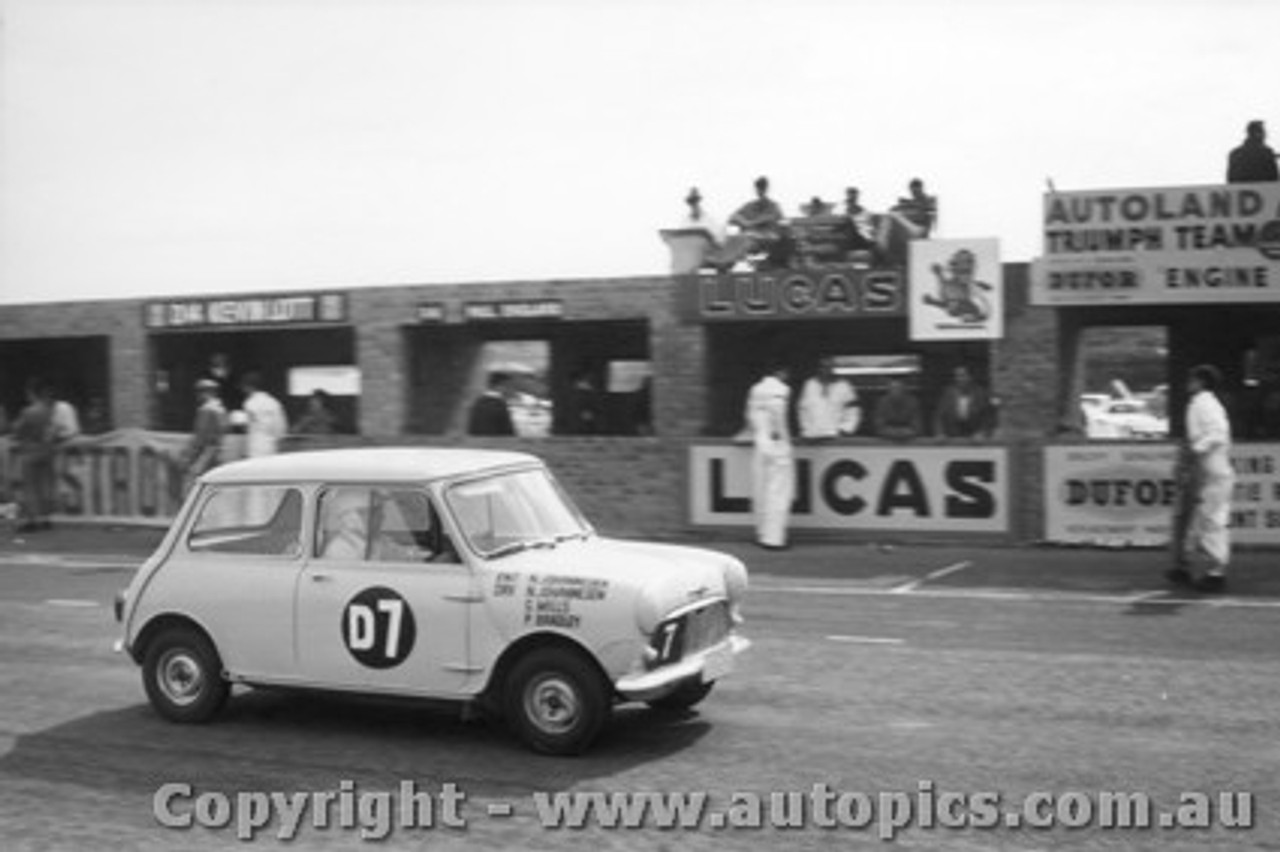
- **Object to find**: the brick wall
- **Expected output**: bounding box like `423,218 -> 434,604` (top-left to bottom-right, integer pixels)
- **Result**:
0,297 -> 144,431
988,264 -> 1060,541
0,270 -> 1058,541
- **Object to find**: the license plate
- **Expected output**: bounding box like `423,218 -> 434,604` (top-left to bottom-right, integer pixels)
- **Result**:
701,644 -> 734,682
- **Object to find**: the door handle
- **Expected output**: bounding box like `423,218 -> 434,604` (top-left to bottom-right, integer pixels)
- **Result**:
310,573 -> 332,583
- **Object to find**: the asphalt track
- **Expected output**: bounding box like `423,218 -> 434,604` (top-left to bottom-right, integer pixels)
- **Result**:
2,522 -> 1277,849
4,521 -> 1276,603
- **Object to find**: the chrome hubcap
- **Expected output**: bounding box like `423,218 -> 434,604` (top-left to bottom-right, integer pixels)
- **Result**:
525,675 -> 580,734
157,649 -> 205,706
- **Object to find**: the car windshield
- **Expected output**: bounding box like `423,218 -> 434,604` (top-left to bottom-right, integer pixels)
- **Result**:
445,467 -> 592,558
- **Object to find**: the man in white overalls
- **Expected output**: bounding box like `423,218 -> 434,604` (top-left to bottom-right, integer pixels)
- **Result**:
241,371 -> 288,459
1178,364 -> 1234,593
238,371 -> 289,524
746,362 -> 794,550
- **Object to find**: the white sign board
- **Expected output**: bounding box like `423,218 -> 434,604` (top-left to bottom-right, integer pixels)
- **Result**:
1043,443 -> 1280,546
1033,184 -> 1280,306
909,238 -> 1003,341
690,444 -> 1009,534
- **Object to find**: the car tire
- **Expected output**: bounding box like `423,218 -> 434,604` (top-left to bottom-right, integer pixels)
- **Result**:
647,679 -> 714,712
142,627 -> 230,724
504,647 -> 609,756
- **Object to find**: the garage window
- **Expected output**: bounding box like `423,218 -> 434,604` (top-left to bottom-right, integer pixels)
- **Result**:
1077,326 -> 1169,441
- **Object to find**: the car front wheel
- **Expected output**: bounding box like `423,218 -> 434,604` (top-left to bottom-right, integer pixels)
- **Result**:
504,647 -> 609,755
142,627 -> 230,724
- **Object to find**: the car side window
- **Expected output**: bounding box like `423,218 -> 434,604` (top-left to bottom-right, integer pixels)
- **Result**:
187,486 -> 302,557
376,489 -> 460,563
315,487 -> 458,564
316,487 -> 372,560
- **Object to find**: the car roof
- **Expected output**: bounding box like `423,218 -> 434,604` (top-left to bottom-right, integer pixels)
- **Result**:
201,447 -> 542,486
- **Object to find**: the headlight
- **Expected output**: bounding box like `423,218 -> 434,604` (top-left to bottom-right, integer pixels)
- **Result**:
634,591 -> 662,635
722,556 -> 749,604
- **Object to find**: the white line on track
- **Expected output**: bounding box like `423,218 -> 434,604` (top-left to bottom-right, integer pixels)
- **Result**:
889,560 -> 973,594
45,599 -> 101,608
826,634 -> 905,645
752,580 -> 1280,609
0,554 -> 138,570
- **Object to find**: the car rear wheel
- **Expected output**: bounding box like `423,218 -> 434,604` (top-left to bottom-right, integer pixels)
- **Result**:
647,679 -> 714,712
504,647 -> 609,755
142,627 -> 229,724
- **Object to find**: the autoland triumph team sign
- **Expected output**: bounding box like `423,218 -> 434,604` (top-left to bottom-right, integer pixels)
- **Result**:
1031,183 -> 1280,305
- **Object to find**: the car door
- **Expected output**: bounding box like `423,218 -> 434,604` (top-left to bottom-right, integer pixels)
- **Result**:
295,485 -> 476,696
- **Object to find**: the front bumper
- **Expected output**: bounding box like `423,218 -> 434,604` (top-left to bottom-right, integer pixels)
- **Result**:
614,634 -> 750,701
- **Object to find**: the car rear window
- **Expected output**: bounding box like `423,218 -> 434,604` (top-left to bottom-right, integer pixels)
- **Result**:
187,486 -> 303,557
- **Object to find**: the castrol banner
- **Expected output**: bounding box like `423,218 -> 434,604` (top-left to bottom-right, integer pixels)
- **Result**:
0,429 -> 229,526
1043,443 -> 1280,546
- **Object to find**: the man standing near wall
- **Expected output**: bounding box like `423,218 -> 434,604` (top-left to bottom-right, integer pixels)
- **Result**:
49,384 -> 81,445
746,361 -> 794,550
468,372 -> 516,436
180,378 -> 228,492
934,365 -> 996,440
10,378 -> 56,532
874,378 -> 924,440
1169,364 -> 1235,592
798,357 -> 860,440
240,371 -> 288,458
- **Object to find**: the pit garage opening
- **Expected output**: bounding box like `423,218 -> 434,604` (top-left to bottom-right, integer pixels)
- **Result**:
403,316 -> 652,437
1057,304 -> 1280,441
143,293 -> 356,432
0,336 -> 111,431
702,318 -> 990,439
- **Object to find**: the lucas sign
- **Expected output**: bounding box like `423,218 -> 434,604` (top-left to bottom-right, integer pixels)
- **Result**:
689,445 -> 1009,534
1032,183 -> 1280,306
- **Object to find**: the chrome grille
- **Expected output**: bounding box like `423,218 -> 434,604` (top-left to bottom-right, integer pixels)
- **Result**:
682,600 -> 731,655
651,600 -> 731,666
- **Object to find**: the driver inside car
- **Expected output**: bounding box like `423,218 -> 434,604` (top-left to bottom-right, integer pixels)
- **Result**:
321,488 -> 454,563
319,489 -> 371,560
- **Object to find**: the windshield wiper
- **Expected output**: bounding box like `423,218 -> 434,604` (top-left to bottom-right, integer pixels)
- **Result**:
486,538 -> 557,559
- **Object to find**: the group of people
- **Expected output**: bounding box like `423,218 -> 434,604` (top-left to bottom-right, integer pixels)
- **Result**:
746,357 -> 1239,595
1,354 -> 347,528
742,360 -> 998,549
676,176 -> 936,273
466,367 -> 651,437
178,363 -> 291,491
763,359 -> 998,447
6,377 -> 82,532
178,352 -> 350,491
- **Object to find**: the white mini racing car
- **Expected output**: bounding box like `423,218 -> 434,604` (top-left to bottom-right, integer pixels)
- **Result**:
114,447 -> 749,755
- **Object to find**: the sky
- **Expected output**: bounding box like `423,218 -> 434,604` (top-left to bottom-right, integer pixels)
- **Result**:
2,0 -> 1278,305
